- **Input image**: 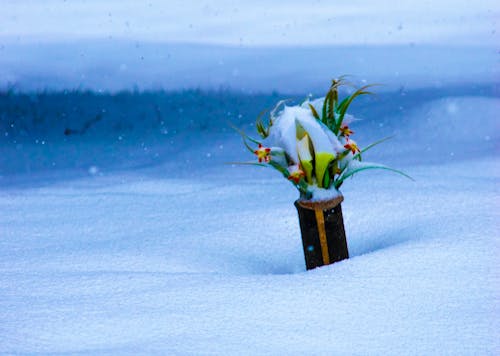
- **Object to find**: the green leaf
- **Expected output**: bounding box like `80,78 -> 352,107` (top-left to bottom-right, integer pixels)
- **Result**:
296,130 -> 314,184
334,84 -> 376,134
334,163 -> 414,189
308,103 -> 320,120
321,91 -> 329,125
256,120 -> 268,138
268,161 -> 311,198
328,160 -> 340,180
315,152 -> 336,188
327,90 -> 335,122
229,159 -> 312,199
255,109 -> 271,138
298,182 -> 312,200
229,123 -> 260,144
270,149 -> 286,157
270,99 -> 290,119
352,135 -> 394,161
336,96 -> 350,114
229,123 -> 261,153
301,160 -> 314,184
226,161 -> 268,167
323,169 -> 331,189
268,160 -> 289,176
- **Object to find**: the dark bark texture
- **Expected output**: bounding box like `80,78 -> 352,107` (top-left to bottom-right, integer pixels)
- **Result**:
295,197 -> 349,270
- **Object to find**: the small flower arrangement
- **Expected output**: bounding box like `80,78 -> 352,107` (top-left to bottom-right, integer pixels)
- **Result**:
235,78 -> 411,201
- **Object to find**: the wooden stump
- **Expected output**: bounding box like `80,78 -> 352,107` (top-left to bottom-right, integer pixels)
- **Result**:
295,195 -> 349,270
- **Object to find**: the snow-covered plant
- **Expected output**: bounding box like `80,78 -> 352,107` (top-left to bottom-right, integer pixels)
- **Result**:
235,78 -> 412,200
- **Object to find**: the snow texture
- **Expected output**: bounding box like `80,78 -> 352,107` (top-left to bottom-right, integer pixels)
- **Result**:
1,1 -> 498,46
268,104 -> 343,165
0,43 -> 497,93
0,3 -> 499,350
1,91 -> 499,354
306,185 -> 342,201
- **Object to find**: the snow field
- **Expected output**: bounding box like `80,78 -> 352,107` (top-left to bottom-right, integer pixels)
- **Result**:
1,151 -> 499,354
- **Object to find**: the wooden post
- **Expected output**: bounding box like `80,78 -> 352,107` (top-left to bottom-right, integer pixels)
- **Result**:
294,195 -> 349,270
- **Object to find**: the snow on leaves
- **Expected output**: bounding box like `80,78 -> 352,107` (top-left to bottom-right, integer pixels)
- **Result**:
235,78 -> 412,200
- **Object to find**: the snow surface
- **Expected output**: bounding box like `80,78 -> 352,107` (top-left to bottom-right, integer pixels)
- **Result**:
1,0 -> 498,46
1,1 -> 497,93
1,43 -> 497,92
1,89 -> 499,354
1,1 -> 499,345
1,1 -> 499,351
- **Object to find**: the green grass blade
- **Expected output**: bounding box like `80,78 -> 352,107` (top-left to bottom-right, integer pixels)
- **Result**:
352,135 -> 394,161
268,160 -> 289,176
334,84 -> 376,134
226,161 -> 268,167
327,90 -> 335,123
270,99 -> 290,119
321,91 -> 330,124
229,122 -> 262,153
269,160 -> 311,197
229,123 -> 261,144
336,96 -> 350,114
308,103 -> 320,120
334,164 -> 414,189
255,109 -> 272,138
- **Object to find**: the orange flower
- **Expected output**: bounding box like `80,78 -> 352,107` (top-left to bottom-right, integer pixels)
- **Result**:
344,139 -> 360,154
254,144 -> 271,163
340,124 -> 354,137
287,165 -> 305,184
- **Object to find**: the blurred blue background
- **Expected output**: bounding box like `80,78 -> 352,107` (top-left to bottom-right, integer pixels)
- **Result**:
0,0 -> 498,177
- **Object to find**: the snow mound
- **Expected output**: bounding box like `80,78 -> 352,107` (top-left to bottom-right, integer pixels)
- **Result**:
0,88 -> 499,354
